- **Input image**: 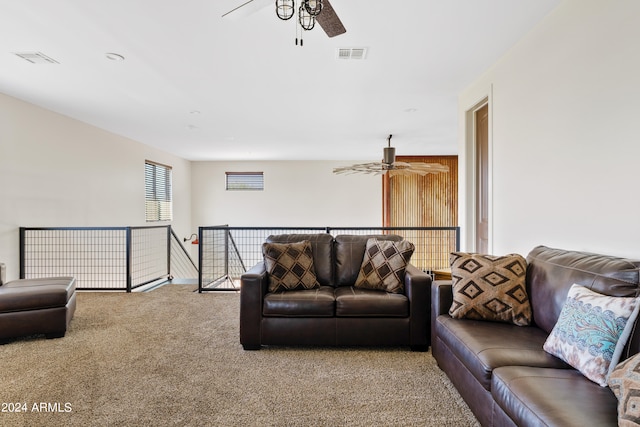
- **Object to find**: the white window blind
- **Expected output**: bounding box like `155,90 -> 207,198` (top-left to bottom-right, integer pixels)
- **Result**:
226,172 -> 264,191
145,161 -> 173,221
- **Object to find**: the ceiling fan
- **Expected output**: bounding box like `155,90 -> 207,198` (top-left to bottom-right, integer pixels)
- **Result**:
333,135 -> 450,177
222,0 -> 346,39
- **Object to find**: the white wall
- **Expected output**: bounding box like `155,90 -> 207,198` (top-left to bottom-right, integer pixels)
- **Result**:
459,0 -> 640,258
0,93 -> 192,281
0,92 -> 383,280
191,161 -> 382,228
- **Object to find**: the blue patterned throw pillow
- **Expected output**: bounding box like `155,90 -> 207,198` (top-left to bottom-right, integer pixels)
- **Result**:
543,284 -> 640,387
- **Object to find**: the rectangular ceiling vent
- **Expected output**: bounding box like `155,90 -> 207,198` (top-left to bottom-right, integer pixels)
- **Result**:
336,48 -> 368,60
14,52 -> 59,64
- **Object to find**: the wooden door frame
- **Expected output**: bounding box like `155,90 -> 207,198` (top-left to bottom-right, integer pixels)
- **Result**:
464,94 -> 493,253
475,104 -> 489,253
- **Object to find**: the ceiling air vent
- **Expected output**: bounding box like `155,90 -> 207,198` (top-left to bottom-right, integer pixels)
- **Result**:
14,52 -> 59,64
336,48 -> 368,60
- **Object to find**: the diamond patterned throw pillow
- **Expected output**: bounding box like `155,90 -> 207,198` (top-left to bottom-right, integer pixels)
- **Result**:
544,284 -> 640,387
263,240 -> 320,292
354,238 -> 415,294
449,252 -> 531,326
609,353 -> 640,426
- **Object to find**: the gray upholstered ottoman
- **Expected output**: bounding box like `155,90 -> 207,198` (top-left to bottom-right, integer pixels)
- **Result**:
0,263 -> 76,342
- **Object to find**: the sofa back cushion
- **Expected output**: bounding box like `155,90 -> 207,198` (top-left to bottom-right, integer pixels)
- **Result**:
527,246 -> 640,352
266,234 -> 334,286
334,234 -> 403,287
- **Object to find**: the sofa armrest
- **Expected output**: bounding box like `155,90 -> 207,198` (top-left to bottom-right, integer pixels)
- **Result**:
432,280 -> 453,316
431,280 -> 453,354
404,263 -> 432,350
240,262 -> 268,350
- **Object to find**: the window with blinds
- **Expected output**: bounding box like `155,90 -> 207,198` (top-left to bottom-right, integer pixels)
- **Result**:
145,160 -> 173,221
225,172 -> 264,191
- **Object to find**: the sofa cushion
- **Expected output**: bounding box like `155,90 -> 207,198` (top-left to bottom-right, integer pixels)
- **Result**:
492,366 -> 619,427
334,234 -> 403,287
543,284 -> 640,387
449,252 -> 531,326
435,315 -> 568,390
0,284 -> 73,312
335,286 -> 408,317
2,277 -> 76,300
354,238 -> 414,293
4,276 -> 76,290
263,286 -> 335,317
266,234 -> 334,287
263,240 -> 320,292
608,353 -> 640,426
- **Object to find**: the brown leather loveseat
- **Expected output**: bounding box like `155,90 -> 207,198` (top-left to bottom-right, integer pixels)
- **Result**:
240,233 -> 432,351
431,245 -> 640,426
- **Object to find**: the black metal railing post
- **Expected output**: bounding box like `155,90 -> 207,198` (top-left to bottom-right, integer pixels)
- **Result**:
224,227 -> 230,280
125,227 -> 132,292
166,225 -> 172,280
198,226 -> 204,293
19,227 -> 25,279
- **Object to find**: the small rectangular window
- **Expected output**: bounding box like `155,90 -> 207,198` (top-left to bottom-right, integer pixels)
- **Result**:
145,160 -> 173,221
226,172 -> 264,191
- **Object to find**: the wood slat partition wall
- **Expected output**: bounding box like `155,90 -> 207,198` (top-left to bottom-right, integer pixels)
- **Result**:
383,155 -> 458,271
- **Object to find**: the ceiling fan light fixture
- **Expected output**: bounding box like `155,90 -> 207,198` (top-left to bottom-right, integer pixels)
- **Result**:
267,0 -> 346,43
303,0 -> 323,17
298,4 -> 316,30
276,0 -> 295,20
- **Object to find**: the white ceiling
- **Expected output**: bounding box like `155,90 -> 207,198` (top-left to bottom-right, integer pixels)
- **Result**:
0,0 -> 561,161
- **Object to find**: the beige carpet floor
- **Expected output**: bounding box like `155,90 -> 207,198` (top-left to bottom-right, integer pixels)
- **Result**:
0,285 -> 479,427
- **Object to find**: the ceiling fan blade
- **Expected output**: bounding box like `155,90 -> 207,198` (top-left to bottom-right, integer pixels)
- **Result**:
333,162 -> 387,175
406,162 -> 450,173
317,0 -> 346,37
389,169 -> 410,178
222,0 -> 271,19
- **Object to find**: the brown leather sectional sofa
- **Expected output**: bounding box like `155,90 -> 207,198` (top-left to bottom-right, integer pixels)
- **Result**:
0,263 -> 76,342
240,233 -> 432,350
431,245 -> 640,426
